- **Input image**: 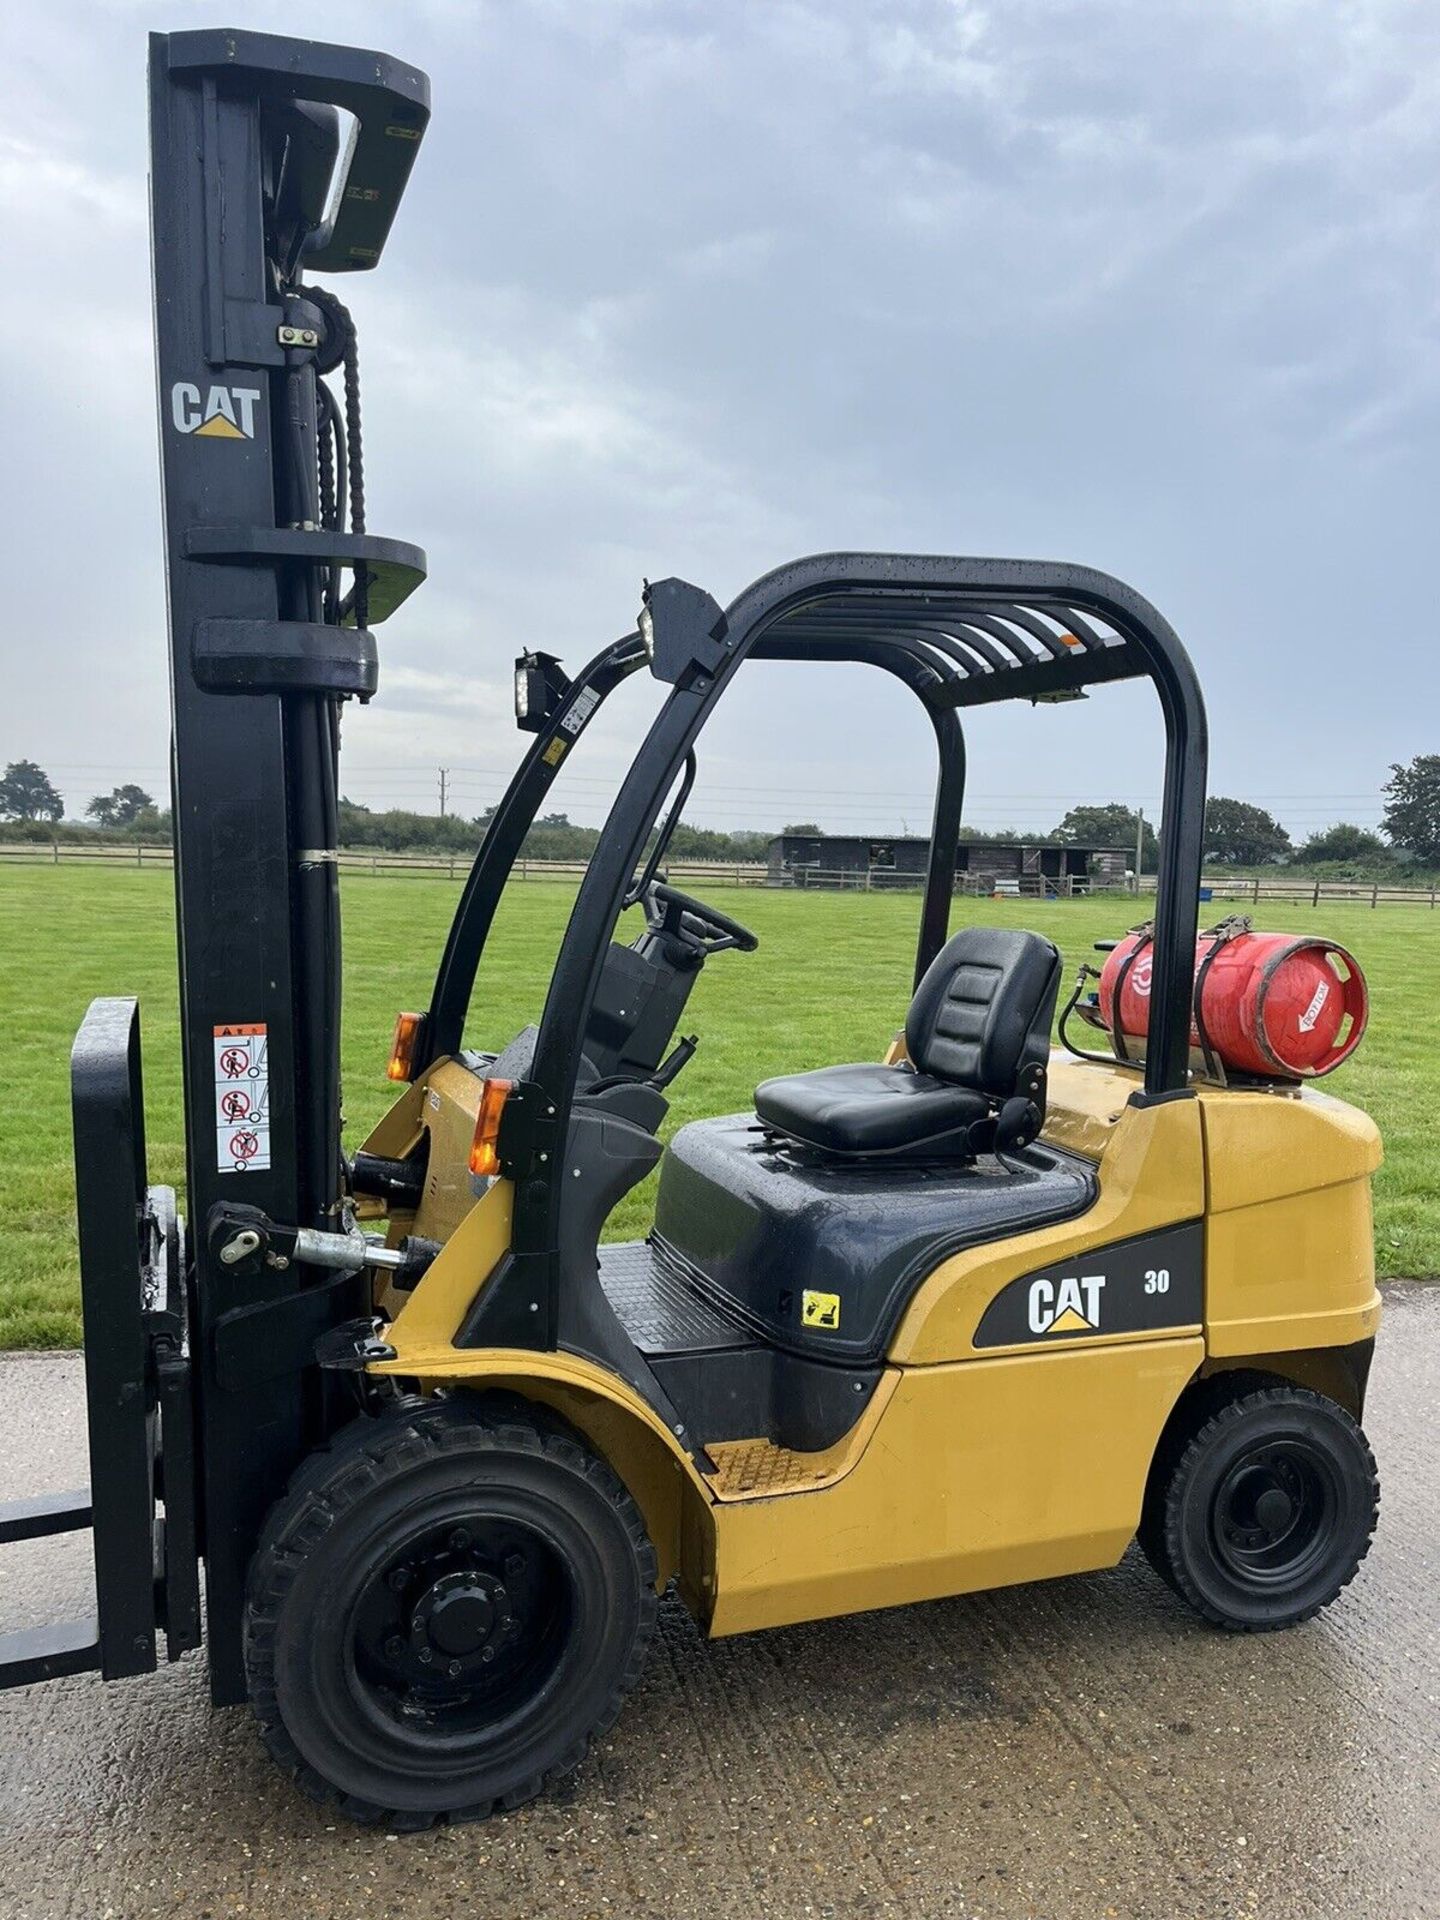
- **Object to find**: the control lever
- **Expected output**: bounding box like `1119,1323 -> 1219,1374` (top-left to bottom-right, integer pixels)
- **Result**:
649,1034 -> 699,1092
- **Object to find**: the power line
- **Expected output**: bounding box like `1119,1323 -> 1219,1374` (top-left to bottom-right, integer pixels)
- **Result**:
16,758 -> 1394,838
30,760 -> 1394,805
23,758 -> 1395,807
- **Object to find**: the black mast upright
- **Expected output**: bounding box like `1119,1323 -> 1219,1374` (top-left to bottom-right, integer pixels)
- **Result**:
146,30 -> 428,1700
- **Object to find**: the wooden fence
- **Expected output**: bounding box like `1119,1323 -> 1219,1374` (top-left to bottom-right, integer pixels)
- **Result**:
3,841 -> 1437,906
0,842 -> 771,887
1157,874 -> 1440,909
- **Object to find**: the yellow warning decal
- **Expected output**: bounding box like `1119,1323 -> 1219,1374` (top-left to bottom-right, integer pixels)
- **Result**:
542,737 -> 567,767
802,1289 -> 840,1330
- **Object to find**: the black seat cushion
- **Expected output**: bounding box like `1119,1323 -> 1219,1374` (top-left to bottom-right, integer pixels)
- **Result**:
753,1062 -> 988,1156
753,926 -> 1061,1159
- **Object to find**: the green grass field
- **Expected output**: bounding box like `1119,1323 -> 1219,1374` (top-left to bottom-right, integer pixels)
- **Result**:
2,865 -> 1435,1346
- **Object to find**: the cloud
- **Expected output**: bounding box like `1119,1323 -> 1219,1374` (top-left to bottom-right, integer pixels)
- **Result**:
2,0 -> 1437,838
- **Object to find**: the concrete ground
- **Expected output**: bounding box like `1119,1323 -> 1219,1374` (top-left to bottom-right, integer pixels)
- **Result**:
0,1283 -> 1435,1920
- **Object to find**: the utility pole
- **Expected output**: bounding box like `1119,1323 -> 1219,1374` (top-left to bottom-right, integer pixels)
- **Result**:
438,767 -> 449,818
1134,806 -> 1145,895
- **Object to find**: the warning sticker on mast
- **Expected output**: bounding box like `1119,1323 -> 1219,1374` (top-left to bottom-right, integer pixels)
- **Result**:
213,1023 -> 271,1173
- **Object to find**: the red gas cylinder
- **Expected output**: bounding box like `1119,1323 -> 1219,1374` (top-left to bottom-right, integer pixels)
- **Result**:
1097,926 -> 1368,1079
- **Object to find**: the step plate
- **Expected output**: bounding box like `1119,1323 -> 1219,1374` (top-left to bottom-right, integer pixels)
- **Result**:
702,1372 -> 900,1502
705,1437 -> 839,1499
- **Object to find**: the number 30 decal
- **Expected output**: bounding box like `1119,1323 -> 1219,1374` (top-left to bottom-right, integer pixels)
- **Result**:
1144,1268 -> 1171,1294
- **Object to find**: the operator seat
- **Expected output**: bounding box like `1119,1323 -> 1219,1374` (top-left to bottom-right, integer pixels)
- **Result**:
754,926 -> 1062,1160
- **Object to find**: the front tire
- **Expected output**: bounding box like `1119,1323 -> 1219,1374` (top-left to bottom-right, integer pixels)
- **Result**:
244,1395 -> 657,1827
1140,1381 -> 1378,1631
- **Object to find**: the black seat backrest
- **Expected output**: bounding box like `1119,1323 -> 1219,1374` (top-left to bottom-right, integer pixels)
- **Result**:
905,927 -> 1061,1097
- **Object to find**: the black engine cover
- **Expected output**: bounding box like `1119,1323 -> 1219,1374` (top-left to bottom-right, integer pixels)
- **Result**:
653,1113 -> 1098,1367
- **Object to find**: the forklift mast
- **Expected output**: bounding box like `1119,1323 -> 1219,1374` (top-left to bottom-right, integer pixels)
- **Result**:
0,31 -> 429,1703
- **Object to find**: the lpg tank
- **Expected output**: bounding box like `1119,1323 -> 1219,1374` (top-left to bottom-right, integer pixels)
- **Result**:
1097,925 -> 1367,1079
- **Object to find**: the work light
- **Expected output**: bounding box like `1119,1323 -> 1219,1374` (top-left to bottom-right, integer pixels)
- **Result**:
513,650 -> 570,732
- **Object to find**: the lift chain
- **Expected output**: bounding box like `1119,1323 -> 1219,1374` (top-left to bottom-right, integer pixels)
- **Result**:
316,382 -> 339,617
304,284 -> 369,629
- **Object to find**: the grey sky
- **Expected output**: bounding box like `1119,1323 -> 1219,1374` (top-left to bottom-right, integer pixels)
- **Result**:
3,0 -> 1436,841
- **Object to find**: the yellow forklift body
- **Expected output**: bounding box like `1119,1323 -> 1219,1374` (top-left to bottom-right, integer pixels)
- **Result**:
359,1059 -> 481,1248
362,1048 -> 1381,1639
703,1336 -> 1203,1634
1197,1079 -> 1382,1355
892,1062 -> 1207,1364
369,1176 -> 713,1600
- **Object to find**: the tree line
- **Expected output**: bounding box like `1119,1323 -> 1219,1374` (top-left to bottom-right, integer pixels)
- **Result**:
333,799 -> 773,864
0,765 -> 169,840
0,765 -> 774,864
4,755 -> 1440,873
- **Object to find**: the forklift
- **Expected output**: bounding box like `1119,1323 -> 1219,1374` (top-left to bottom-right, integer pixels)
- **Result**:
0,28 -> 1382,1830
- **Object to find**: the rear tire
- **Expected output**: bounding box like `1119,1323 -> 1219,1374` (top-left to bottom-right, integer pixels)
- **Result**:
244,1394 -> 657,1827
1140,1381 -> 1378,1631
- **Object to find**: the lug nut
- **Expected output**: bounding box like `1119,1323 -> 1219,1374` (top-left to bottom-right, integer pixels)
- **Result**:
447,1660 -> 462,1678
386,1567 -> 408,1592
384,1635 -> 406,1660
417,1646 -> 433,1665
504,1552 -> 526,1576
481,1646 -> 496,1664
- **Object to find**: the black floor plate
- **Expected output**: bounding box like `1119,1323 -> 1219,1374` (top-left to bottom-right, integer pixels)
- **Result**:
598,1240 -> 881,1452
599,1241 -> 755,1356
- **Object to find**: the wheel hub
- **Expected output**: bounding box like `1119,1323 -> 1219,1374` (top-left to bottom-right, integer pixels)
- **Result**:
352,1512 -> 565,1731
1253,1485 -> 1294,1535
1213,1441 -> 1339,1581
1222,1458 -> 1302,1549
411,1570 -> 511,1664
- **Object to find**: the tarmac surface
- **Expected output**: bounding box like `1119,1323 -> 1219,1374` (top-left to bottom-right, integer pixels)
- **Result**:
0,1281 -> 1435,1920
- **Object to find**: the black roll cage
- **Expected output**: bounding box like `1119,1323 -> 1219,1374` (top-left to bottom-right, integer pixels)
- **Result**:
418,552 -> 1207,1348
421,627 -> 965,1060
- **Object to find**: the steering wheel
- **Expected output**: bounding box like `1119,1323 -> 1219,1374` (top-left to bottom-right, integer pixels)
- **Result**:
644,880 -> 760,956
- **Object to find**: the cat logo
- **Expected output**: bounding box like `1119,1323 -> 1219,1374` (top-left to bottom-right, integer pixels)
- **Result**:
170,381 -> 262,441
1028,1273 -> 1105,1336
973,1227 -> 1199,1351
